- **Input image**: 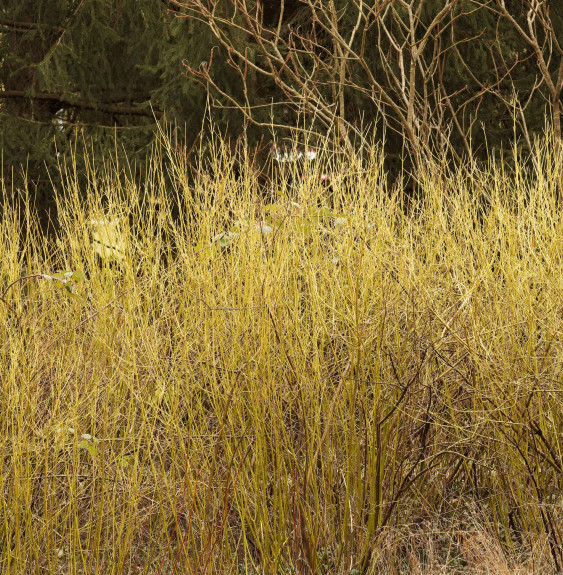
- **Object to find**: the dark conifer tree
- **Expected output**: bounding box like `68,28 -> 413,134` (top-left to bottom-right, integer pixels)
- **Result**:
0,0 -> 243,226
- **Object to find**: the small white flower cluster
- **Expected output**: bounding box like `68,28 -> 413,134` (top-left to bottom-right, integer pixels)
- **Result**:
270,146 -> 317,163
270,146 -> 333,187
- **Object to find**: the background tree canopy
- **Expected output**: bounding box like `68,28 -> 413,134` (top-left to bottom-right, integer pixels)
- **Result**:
1,0 -> 562,223
0,0 -> 245,226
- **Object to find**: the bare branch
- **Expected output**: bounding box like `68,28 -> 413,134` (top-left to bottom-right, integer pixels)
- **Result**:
0,90 -> 162,118
176,0 -> 483,166
495,0 -> 563,144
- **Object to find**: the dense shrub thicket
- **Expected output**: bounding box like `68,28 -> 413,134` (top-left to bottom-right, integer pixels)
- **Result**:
0,134 -> 562,573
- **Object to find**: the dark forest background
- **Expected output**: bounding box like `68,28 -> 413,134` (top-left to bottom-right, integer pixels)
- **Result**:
1,0 -> 562,226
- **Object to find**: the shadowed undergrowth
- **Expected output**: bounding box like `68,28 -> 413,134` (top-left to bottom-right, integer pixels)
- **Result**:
1,133 -> 562,574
